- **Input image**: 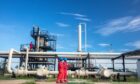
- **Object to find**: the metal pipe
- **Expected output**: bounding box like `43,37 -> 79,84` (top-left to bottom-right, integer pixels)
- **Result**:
112,59 -> 115,71
7,49 -> 14,73
7,49 -> 20,74
25,48 -> 29,72
0,51 -> 121,56
27,71 -> 37,74
26,52 -> 121,55
84,23 -> 87,52
37,34 -> 40,51
49,71 -> 58,75
78,24 -> 82,52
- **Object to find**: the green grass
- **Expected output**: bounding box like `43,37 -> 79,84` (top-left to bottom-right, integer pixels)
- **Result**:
0,75 -> 37,80
68,83 -> 90,84
0,75 -> 11,80
22,81 -> 36,84
0,75 -> 140,83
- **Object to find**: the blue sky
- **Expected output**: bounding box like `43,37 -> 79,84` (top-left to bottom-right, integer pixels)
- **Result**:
0,0 -> 140,52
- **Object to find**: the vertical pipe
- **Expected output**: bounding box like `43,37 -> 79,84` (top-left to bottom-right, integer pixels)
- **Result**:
36,27 -> 40,51
25,48 -> 29,72
7,49 -> 14,74
88,54 -> 90,69
37,34 -> 40,51
84,24 -> 87,52
54,57 -> 56,71
82,59 -> 84,67
3,58 -> 7,75
112,59 -> 114,71
78,24 -> 82,52
122,55 -> 126,81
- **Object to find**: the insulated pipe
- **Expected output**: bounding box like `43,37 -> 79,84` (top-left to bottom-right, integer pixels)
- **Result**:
7,48 -> 36,75
37,34 -> 40,51
37,70 -> 75,76
7,49 -> 20,74
84,23 -> 87,52
78,24 -> 82,52
0,51 -> 121,56
25,48 -> 29,73
49,71 -> 58,75
7,49 -> 14,73
27,71 -> 37,74
35,27 -> 40,51
25,52 -> 121,56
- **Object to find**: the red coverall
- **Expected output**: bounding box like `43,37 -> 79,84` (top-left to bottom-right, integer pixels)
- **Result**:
63,61 -> 68,82
57,61 -> 64,83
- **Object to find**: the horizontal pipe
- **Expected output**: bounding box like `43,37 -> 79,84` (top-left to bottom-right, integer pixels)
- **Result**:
27,71 -> 37,74
112,72 -> 136,76
49,71 -> 58,75
26,52 -> 121,56
24,70 -> 137,76
14,69 -> 136,77
0,50 -> 121,55
0,51 -> 121,59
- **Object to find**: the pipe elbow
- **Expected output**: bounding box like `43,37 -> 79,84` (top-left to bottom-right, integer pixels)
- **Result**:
7,48 -> 14,74
7,67 -> 12,74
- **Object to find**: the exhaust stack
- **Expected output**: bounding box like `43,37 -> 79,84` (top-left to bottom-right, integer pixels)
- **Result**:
78,24 -> 82,52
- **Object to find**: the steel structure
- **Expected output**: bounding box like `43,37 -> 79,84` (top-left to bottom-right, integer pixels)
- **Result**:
0,24 -> 138,81
19,26 -> 57,71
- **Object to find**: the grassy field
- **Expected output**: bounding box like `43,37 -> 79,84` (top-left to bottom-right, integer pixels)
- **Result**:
0,75 -> 140,84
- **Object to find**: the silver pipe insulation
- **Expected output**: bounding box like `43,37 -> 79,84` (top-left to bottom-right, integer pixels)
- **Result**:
6,49 -> 105,76
7,48 -> 134,77
78,24 -> 82,52
25,48 -> 29,73
7,49 -> 135,77
24,52 -> 121,55
7,49 -> 20,74
7,49 -> 14,74
7,48 -> 39,75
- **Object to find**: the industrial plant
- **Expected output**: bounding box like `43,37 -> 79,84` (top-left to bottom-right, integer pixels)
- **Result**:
0,23 -> 140,83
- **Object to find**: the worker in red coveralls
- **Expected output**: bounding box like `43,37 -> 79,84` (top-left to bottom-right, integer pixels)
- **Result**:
29,42 -> 33,51
63,58 -> 68,83
56,57 -> 64,83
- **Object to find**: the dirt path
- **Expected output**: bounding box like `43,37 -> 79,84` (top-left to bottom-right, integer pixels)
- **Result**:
0,80 -> 31,84
36,81 -> 56,84
0,80 -> 56,84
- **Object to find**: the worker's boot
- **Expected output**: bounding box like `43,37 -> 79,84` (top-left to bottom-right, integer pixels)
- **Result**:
60,80 -> 65,84
56,80 -> 60,84
65,79 -> 68,83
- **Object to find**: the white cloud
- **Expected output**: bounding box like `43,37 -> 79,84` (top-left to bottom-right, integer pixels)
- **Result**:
56,22 -> 70,27
50,33 -> 64,37
75,17 -> 91,22
98,43 -> 112,47
59,12 -> 91,22
96,16 -> 140,36
119,48 -> 130,52
60,12 -> 86,17
125,40 -> 140,49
